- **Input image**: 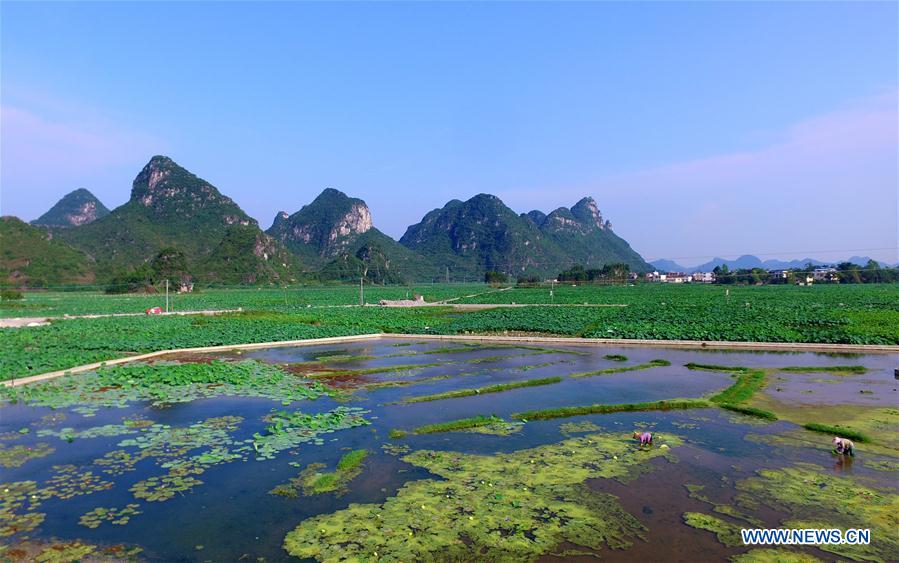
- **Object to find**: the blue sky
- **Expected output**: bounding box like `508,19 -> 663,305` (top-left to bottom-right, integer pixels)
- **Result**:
2,1 -> 896,266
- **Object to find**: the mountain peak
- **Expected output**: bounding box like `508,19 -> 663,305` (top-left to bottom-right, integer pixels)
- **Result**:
128,156 -> 253,227
32,188 -> 110,228
400,193 -> 649,276
319,187 -> 348,198
270,211 -> 290,232
570,196 -> 609,230
400,193 -> 553,274
266,188 -> 373,258
131,155 -> 185,201
523,210 -> 547,226
466,194 -> 505,208
148,154 -> 174,165
573,195 -> 597,208
69,188 -> 95,198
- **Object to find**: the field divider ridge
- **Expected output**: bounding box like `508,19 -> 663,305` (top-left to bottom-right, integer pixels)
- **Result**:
384,333 -> 899,353
2,333 -> 383,387
5,332 -> 896,388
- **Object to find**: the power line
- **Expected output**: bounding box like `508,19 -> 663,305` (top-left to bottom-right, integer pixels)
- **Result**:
4,264 -> 897,292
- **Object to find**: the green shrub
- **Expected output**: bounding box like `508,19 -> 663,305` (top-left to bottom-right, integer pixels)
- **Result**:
802,423 -> 870,443
413,415 -> 502,434
719,404 -> 777,420
336,449 -> 368,471
603,354 -> 628,361
0,289 -> 24,301
512,398 -> 710,421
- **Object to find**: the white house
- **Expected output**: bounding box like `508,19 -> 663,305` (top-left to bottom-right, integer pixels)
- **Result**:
813,268 -> 838,282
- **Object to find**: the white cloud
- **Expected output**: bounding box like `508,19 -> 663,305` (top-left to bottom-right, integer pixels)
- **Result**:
498,92 -> 898,265
0,103 -> 164,217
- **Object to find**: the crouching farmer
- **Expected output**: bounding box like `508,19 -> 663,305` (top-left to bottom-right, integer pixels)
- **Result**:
633,431 -> 653,448
832,436 -> 855,456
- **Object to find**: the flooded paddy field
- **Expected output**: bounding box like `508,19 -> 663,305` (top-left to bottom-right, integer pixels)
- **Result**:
1,338 -> 897,562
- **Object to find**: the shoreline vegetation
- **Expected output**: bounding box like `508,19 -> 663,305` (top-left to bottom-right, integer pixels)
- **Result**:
513,363 -> 777,422
569,358 -> 670,378
779,365 -> 868,374
802,423 -> 871,443
512,399 -> 711,421
398,377 -> 563,404
305,350 -> 557,380
410,415 -> 507,434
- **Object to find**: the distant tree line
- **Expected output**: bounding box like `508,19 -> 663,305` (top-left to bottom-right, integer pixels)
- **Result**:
832,261 -> 899,284
712,260 -> 899,285
484,263 -> 635,287
484,271 -> 509,286
105,248 -> 192,294
557,263 -> 631,283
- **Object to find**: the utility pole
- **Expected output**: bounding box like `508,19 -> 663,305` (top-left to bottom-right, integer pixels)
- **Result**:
165,279 -> 170,313
446,266 -> 449,284
359,277 -> 364,306
550,279 -> 554,304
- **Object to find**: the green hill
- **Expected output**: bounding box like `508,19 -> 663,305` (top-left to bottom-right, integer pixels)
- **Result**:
400,194 -> 650,279
57,156 -> 304,283
0,216 -> 94,287
399,194 -> 567,279
32,188 -> 110,228
201,224 -> 303,285
267,188 -> 434,282
537,197 -> 650,273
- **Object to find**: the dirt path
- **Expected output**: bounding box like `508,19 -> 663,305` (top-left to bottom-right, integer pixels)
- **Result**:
431,285 -> 514,304
447,303 -> 628,311
0,308 -> 243,329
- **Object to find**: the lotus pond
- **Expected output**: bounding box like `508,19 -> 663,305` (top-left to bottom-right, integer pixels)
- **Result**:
1,338 -> 897,562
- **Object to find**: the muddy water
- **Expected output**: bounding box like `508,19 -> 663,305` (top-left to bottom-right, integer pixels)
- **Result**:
1,338 -> 896,561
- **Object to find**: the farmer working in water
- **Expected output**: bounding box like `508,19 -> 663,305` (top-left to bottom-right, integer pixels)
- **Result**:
832,436 -> 855,456
633,431 -> 653,447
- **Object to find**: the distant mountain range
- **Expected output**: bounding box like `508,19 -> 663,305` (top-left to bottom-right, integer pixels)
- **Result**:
30,156 -> 301,285
2,155 -> 650,286
650,254 -> 893,273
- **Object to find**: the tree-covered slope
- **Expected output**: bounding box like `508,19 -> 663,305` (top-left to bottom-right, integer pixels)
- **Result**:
0,216 -> 95,287
200,224 -> 303,285
539,197 -> 650,273
401,194 -> 650,278
400,194 -> 565,279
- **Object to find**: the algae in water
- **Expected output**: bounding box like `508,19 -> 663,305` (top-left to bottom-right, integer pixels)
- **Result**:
736,463 -> 899,561
682,512 -> 743,547
284,432 -> 682,561
730,548 -> 823,563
